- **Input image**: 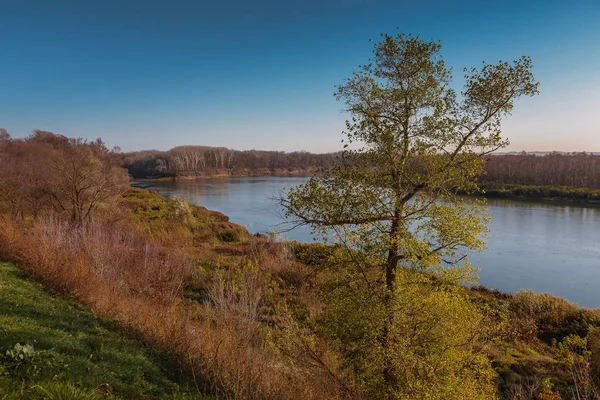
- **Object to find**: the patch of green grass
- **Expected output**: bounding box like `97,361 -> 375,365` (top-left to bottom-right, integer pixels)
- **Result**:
121,188 -> 173,220
0,262 -> 213,399
476,183 -> 600,202
120,188 -> 250,245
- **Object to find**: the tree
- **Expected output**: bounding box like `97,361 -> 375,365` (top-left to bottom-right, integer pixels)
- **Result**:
0,128 -> 10,141
284,33 -> 538,398
316,263 -> 498,399
0,135 -> 56,218
0,132 -> 130,223
44,138 -> 130,226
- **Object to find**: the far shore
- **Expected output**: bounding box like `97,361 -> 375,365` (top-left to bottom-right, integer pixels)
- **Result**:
132,174 -> 600,206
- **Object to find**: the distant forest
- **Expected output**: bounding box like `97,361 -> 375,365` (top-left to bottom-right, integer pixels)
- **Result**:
482,153 -> 600,188
124,145 -> 600,189
122,146 -> 340,178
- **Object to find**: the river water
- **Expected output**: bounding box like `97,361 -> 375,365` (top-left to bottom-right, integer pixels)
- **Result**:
133,177 -> 600,308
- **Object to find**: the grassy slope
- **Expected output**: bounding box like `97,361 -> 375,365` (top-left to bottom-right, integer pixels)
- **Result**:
0,261 -> 210,400
121,187 -> 251,245
3,186 -> 599,398
123,187 -> 600,396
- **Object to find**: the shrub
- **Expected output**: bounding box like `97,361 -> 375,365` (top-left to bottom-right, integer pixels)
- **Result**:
509,290 -> 600,343
317,266 -> 498,399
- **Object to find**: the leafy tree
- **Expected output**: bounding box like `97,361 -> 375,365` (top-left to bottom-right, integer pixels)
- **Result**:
284,33 -> 538,398
316,265 -> 497,399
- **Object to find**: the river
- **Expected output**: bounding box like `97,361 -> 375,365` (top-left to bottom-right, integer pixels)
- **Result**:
133,176 -> 600,308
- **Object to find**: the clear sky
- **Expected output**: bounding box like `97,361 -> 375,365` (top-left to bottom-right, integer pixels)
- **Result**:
1,0 -> 599,153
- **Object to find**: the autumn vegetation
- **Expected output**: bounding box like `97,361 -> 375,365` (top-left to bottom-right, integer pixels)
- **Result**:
2,33 -> 600,400
0,129 -> 129,224
1,129 -> 600,398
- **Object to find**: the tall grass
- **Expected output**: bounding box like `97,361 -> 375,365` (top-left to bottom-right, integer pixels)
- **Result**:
0,215 -> 351,399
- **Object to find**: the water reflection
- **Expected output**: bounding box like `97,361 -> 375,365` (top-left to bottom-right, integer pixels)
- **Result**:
134,177 -> 600,308
134,177 -> 312,238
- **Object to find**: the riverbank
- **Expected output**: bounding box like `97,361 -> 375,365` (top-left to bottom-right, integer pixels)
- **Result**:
135,177 -> 600,308
475,183 -> 600,204
2,186 -> 600,398
291,240 -> 600,396
135,174 -> 600,205
128,167 -> 318,180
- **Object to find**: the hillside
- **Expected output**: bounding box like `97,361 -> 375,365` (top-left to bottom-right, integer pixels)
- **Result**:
0,261 -> 211,399
1,186 -> 600,398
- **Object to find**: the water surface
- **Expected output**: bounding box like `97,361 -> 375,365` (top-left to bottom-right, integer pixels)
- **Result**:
134,177 -> 600,308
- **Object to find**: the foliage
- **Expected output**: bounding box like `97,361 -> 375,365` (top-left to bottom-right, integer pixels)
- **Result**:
316,258 -> 498,399
284,32 -> 538,397
0,130 -> 129,225
170,196 -> 195,223
508,290 -> 600,343
556,335 -> 598,400
1,343 -> 53,380
468,285 -> 600,399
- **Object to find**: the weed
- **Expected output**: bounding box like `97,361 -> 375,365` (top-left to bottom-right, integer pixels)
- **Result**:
1,343 -> 53,380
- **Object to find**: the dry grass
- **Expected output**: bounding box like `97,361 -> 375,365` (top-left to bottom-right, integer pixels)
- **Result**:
0,215 -> 352,399
508,291 -> 600,343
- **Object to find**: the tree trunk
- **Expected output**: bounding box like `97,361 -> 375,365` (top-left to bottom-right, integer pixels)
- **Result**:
382,203 -> 403,398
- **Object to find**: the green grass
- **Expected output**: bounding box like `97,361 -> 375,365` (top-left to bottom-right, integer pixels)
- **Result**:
121,188 -> 250,245
0,261 -> 212,400
476,183 -> 600,202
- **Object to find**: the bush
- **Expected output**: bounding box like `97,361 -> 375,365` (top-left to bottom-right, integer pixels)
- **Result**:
508,290 -> 600,343
317,266 -> 498,399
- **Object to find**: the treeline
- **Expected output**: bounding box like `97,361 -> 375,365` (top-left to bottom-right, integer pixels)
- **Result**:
122,146 -> 341,178
483,152 -> 600,188
0,129 -> 129,224
124,145 -> 600,190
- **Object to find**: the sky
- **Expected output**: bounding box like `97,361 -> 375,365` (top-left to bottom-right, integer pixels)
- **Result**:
1,0 -> 599,153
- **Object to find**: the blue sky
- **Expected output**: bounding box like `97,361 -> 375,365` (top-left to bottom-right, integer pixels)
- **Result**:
1,0 -> 599,152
